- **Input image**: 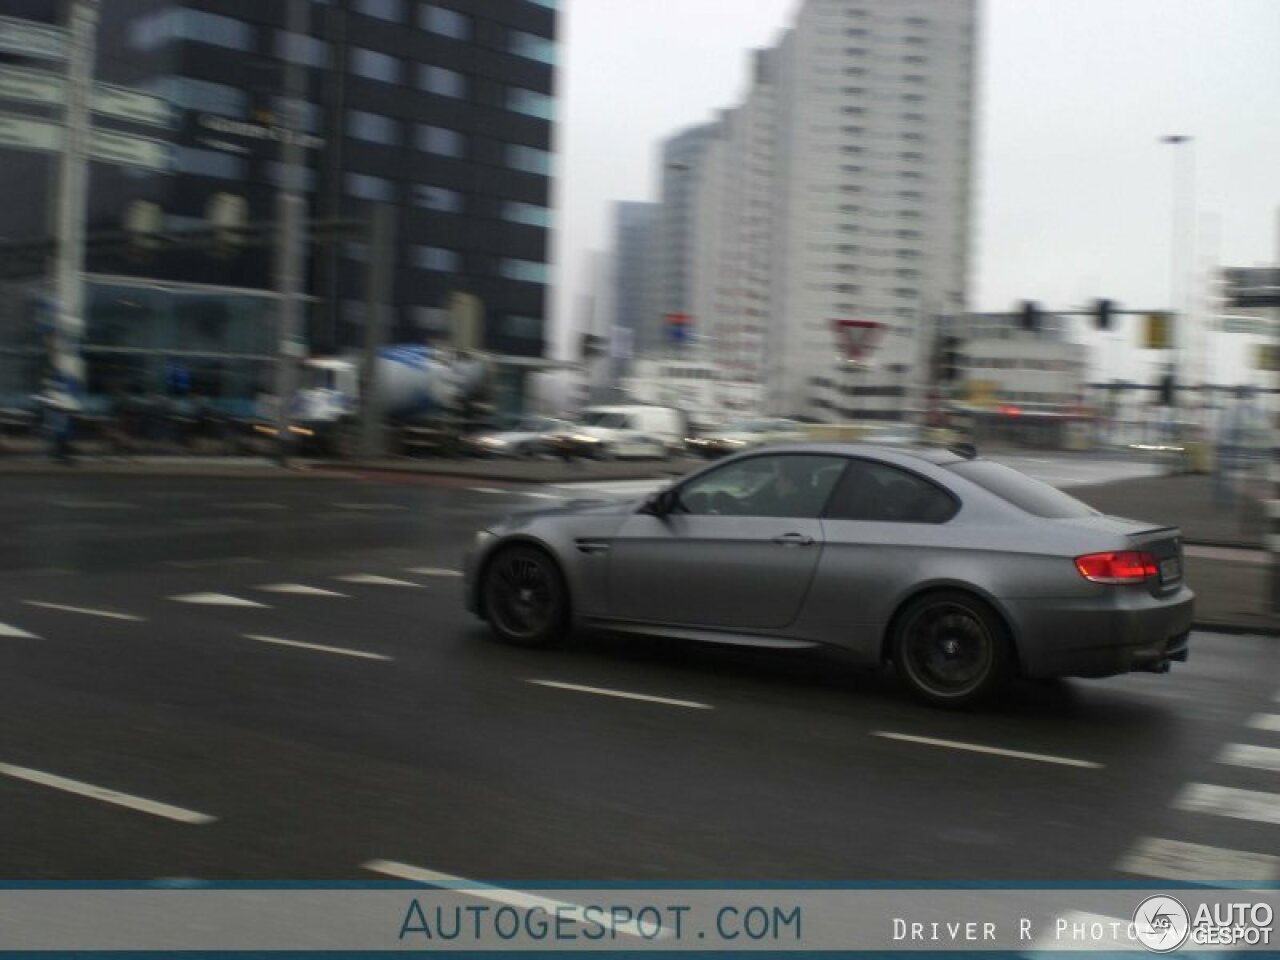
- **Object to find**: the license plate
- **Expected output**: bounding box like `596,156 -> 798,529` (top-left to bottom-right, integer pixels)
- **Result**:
1160,557 -> 1181,581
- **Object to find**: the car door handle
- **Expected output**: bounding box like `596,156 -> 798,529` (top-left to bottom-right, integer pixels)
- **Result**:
771,532 -> 815,547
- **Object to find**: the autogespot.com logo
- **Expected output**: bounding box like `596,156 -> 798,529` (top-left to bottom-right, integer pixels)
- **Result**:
1133,895 -> 1190,953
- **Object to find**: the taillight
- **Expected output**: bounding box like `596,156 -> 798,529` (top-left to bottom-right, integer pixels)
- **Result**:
1075,551 -> 1158,584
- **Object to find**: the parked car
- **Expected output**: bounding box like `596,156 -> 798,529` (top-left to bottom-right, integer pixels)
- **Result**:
686,417 -> 809,458
549,405 -> 685,460
463,416 -> 571,458
465,444 -> 1193,708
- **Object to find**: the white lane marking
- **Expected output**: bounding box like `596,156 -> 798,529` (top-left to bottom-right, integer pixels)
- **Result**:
242,634 -> 390,661
1027,910 -> 1133,952
1173,783 -> 1280,825
527,679 -> 712,710
213,502 -> 287,511
1115,836 -> 1280,883
0,762 -> 215,825
168,556 -> 263,569
49,499 -> 140,510
467,487 -> 508,495
22,601 -> 145,622
329,502 -> 408,511
404,567 -> 463,577
1248,713 -> 1280,733
871,731 -> 1103,769
1217,743 -> 1280,773
334,574 -> 424,588
361,860 -> 670,940
256,584 -> 349,597
169,592 -> 268,608
0,622 -> 39,639
522,491 -> 566,500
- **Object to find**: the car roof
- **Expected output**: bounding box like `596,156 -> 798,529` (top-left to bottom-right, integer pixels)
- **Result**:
729,442 -> 967,467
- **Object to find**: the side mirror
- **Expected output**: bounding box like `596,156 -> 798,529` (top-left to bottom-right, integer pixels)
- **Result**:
641,487 -> 678,517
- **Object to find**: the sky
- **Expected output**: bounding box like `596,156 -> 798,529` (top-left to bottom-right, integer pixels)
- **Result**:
549,0 -> 1280,385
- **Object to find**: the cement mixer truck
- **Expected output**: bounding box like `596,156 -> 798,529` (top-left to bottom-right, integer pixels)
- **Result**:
283,343 -> 494,457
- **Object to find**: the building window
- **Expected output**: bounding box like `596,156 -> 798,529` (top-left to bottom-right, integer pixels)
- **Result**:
272,96 -> 322,133
347,109 -> 400,144
345,172 -> 396,202
508,30 -> 555,64
500,315 -> 542,339
354,0 -> 406,22
268,161 -> 317,192
413,246 -> 460,272
506,87 -> 553,120
417,65 -> 466,99
147,76 -> 247,118
276,31 -> 330,67
507,144 -> 552,175
499,258 -> 549,284
412,184 -> 462,212
416,124 -> 465,157
173,146 -> 244,179
129,9 -> 254,51
502,201 -> 552,227
420,4 -> 470,39
350,47 -> 403,84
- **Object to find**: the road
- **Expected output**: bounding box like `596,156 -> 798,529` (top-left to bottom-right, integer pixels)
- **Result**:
0,469 -> 1275,884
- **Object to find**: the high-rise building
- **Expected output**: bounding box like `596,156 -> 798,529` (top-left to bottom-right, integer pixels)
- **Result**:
653,0 -> 977,421
608,200 -> 659,373
0,0 -> 557,411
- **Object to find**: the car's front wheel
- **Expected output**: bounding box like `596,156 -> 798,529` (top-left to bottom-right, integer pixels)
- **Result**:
482,545 -> 568,647
890,591 -> 1012,708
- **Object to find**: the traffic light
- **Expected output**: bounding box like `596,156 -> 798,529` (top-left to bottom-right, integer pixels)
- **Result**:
1018,300 -> 1040,331
1094,298 -> 1114,330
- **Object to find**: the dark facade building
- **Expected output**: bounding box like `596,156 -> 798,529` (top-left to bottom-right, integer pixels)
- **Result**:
0,0 -> 556,412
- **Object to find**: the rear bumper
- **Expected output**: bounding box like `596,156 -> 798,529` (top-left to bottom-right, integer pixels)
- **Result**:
1009,585 -> 1196,679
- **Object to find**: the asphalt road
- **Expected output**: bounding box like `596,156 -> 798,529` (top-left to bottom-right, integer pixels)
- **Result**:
0,471 -> 1276,884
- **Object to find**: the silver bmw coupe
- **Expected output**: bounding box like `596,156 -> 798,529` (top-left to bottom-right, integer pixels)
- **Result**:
464,444 -> 1194,707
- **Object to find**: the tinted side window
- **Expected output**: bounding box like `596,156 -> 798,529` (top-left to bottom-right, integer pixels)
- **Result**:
946,460 -> 1095,519
678,455 -> 846,519
825,459 -> 957,523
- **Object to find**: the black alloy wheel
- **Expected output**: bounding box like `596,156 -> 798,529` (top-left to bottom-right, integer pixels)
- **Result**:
891,591 -> 1012,707
483,545 -> 568,647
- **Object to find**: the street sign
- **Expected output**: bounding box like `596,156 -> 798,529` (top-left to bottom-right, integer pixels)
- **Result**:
0,65 -> 171,127
0,15 -> 67,61
0,65 -> 60,107
92,84 -> 172,128
89,129 -> 170,172
1143,312 -> 1172,350
0,113 -> 59,153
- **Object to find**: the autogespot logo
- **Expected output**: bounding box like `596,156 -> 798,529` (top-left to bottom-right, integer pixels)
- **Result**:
1133,895 -> 1190,953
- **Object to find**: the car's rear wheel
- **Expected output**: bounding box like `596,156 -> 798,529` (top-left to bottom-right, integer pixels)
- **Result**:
482,545 -> 568,647
891,591 -> 1012,708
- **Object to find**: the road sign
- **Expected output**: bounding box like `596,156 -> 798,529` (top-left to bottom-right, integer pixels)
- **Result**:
90,129 -> 170,172
0,113 -> 59,153
0,15 -> 67,61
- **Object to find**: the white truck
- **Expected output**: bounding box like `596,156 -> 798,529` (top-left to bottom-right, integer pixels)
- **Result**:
284,344 -> 493,457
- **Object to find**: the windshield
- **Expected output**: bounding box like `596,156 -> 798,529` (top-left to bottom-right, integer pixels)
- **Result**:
580,411 -> 628,428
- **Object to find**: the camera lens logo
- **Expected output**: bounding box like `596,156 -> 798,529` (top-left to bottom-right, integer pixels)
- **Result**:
1133,895 -> 1190,953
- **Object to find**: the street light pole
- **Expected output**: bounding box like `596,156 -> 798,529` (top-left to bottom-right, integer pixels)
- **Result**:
51,0 -> 97,408
273,0 -> 310,464
1160,134 -> 1195,428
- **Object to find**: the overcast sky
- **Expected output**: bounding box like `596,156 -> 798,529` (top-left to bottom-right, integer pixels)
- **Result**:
549,0 -> 1280,384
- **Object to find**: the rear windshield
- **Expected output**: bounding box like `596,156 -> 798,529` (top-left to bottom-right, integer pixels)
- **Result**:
946,460 -> 1098,519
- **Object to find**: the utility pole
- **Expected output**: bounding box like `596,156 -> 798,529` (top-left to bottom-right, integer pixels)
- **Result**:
357,203 -> 395,458
51,0 -> 97,407
273,0 -> 310,463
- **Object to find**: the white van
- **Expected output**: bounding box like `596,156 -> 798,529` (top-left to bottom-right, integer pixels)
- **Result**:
568,405 -> 687,459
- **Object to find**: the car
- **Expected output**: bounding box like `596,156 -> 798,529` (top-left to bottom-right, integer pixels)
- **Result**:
463,416 -> 571,458
464,443 -> 1193,708
548,405 -> 684,460
685,417 -> 809,458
